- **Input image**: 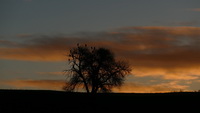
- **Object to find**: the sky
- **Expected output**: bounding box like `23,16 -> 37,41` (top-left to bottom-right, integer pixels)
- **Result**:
1,0 -> 200,93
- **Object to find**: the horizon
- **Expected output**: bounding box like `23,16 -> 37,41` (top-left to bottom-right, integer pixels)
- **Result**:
1,0 -> 200,93
1,89 -> 199,94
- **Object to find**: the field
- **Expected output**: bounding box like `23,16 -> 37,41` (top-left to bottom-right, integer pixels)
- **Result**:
0,90 -> 199,113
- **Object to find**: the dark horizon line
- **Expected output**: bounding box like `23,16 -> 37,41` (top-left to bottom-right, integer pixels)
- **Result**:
0,89 -> 199,94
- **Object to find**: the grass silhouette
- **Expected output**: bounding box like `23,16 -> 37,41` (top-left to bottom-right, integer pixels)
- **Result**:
0,89 -> 199,113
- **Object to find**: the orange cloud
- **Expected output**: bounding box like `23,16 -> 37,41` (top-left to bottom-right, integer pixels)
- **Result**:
0,47 -> 66,61
113,81 -> 189,93
37,72 -> 64,76
0,79 -> 189,93
0,80 -> 65,90
0,36 -> 91,61
131,67 -> 200,80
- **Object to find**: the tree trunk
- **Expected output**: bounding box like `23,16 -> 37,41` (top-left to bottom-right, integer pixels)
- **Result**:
91,84 -> 96,94
84,82 -> 90,93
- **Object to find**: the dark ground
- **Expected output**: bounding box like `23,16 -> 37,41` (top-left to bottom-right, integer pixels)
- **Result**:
0,90 -> 199,113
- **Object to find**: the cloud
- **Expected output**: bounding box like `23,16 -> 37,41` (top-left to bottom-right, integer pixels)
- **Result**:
16,34 -> 33,38
23,0 -> 32,2
0,79 -> 188,93
154,81 -> 189,90
37,72 -> 63,76
113,81 -> 189,93
0,40 -> 18,47
2,26 -> 200,62
131,67 -> 200,80
188,8 -> 200,12
0,79 -> 65,90
0,47 -> 67,61
0,37 -> 79,61
172,21 -> 200,26
1,26 -> 200,81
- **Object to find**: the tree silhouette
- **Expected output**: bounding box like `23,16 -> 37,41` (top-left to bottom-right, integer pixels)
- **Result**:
63,44 -> 131,93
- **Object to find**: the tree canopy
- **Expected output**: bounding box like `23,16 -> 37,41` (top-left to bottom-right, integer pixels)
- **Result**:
63,44 -> 131,93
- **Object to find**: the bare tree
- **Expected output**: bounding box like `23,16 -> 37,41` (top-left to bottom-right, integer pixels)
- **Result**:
63,44 -> 131,93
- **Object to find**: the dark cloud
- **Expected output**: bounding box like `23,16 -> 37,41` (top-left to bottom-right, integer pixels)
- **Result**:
0,40 -> 18,47
16,34 -> 33,38
175,21 -> 199,26
1,26 -> 200,80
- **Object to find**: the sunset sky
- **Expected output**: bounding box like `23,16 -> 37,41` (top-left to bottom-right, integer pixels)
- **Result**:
1,0 -> 200,93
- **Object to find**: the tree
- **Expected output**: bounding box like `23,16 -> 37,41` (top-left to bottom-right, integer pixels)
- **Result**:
63,44 -> 131,93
